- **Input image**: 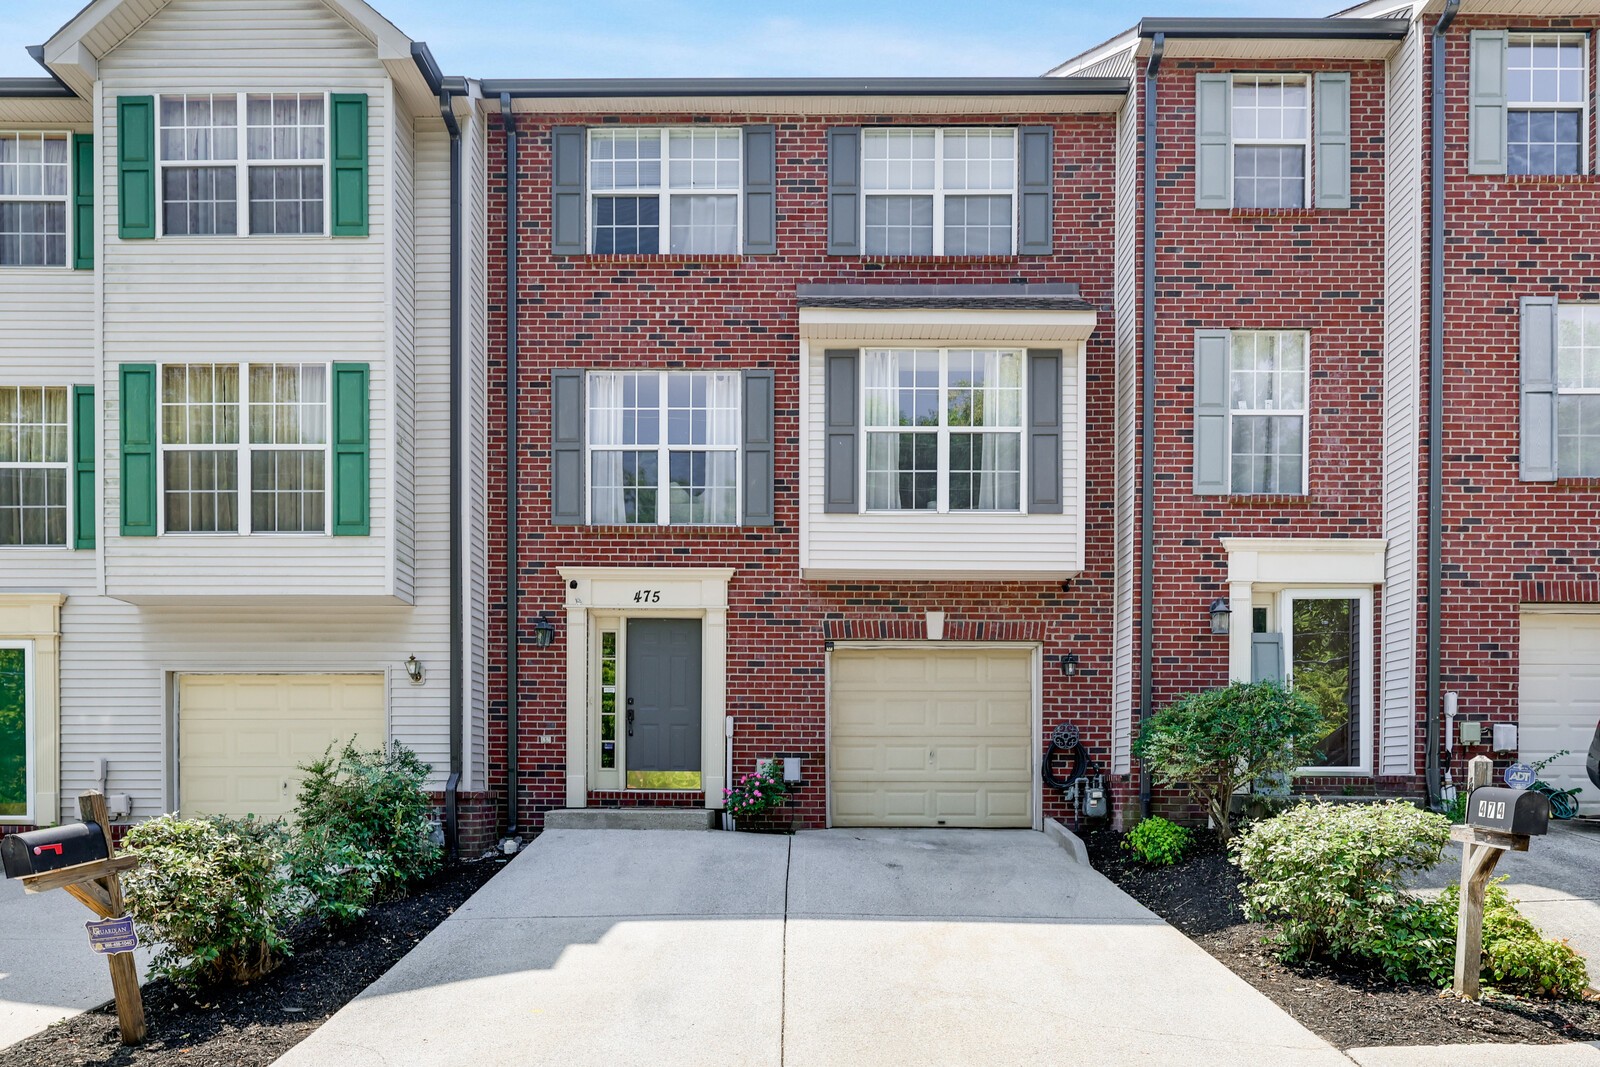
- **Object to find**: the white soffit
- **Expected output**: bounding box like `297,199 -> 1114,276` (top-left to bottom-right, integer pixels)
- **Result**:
508,94 -> 1123,116
0,99 -> 93,127
1133,38 -> 1403,61
798,308 -> 1099,343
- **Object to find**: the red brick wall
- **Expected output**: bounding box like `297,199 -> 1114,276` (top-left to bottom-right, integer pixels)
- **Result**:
1141,58 -> 1392,782
485,108 -> 1121,830
1423,14 -> 1600,773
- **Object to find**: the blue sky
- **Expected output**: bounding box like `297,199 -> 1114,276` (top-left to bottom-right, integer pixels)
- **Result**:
2,0 -> 1339,79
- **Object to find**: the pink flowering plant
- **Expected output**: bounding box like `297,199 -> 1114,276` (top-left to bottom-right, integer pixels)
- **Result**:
723,761 -> 789,819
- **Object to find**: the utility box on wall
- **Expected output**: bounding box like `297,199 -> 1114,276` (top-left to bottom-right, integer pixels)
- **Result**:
1493,723 -> 1518,753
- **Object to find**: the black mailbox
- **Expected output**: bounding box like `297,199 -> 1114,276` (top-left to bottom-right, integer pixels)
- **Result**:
1,821 -> 109,879
1468,787 -> 1550,837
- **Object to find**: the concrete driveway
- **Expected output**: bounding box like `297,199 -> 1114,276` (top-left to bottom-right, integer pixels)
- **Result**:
0,875 -> 151,1050
1413,821 -> 1600,964
275,827 -> 1347,1067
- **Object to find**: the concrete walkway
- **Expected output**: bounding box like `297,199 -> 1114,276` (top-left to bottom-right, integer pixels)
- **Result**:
275,827 -> 1348,1067
0,875 -> 151,1050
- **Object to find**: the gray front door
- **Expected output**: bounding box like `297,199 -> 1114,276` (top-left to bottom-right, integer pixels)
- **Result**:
625,619 -> 702,789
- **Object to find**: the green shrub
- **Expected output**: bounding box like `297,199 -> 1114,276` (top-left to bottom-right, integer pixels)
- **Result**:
287,741 -> 442,923
1123,817 -> 1192,866
1231,800 -> 1451,963
1442,791 -> 1469,825
1136,680 -> 1340,841
122,814 -> 300,988
1438,882 -> 1590,998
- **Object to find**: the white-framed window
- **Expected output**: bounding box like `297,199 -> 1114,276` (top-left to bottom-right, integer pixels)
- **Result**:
0,386 -> 70,547
587,370 -> 740,525
158,362 -> 330,534
0,132 -> 70,267
1557,304 -> 1600,476
1278,588 -> 1372,775
1231,75 -> 1310,209
1507,33 -> 1589,176
862,347 -> 1024,512
860,128 -> 1017,255
158,93 -> 328,237
1229,331 -> 1308,494
587,128 -> 741,255
0,640 -> 34,820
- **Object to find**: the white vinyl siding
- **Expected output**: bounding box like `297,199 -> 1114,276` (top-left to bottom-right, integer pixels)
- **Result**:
1110,89 -> 1139,775
99,0 -> 399,599
801,342 -> 1084,580
1379,20 -> 1425,777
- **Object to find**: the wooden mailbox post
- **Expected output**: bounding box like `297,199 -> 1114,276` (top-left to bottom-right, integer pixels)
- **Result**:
15,791 -> 146,1044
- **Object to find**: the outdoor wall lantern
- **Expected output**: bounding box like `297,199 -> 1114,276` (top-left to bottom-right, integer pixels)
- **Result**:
532,612 -> 557,648
404,655 -> 425,684
1208,597 -> 1232,635
1060,653 -> 1080,678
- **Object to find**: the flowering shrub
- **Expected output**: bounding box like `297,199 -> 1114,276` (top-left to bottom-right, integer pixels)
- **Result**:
723,761 -> 788,818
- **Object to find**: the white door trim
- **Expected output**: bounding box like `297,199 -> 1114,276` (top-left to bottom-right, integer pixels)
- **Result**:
560,567 -> 734,810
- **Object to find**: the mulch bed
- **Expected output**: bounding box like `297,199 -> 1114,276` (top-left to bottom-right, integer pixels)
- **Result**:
1083,828 -> 1600,1049
5,857 -> 508,1067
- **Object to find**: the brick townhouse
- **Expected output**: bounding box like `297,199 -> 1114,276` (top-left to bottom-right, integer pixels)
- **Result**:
2,0 -> 1596,849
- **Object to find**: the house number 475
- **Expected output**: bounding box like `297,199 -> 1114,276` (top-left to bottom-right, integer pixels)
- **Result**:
633,590 -> 661,604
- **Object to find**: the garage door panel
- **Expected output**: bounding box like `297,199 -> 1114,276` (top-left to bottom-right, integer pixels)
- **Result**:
1520,614 -> 1600,815
179,674 -> 386,819
831,648 -> 1033,829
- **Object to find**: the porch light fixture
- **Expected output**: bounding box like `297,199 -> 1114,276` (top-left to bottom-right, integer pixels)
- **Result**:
532,612 -> 557,649
404,655 -> 425,684
1208,597 -> 1232,635
1060,653 -> 1080,678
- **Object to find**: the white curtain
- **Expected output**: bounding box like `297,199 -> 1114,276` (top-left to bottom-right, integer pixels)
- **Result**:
588,373 -> 626,523
975,351 -> 1022,510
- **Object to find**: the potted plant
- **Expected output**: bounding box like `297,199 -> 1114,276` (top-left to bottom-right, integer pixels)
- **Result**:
724,761 -> 793,833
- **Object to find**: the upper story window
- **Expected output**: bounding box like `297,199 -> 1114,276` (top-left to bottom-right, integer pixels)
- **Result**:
1229,331 -> 1307,494
1231,76 -> 1309,209
0,386 -> 69,546
159,93 -> 326,237
588,128 -> 741,255
860,129 -> 1016,255
863,348 -> 1024,512
159,363 -> 329,533
588,370 -> 740,524
1507,34 -> 1587,176
0,133 -> 69,267
1556,304 -> 1600,476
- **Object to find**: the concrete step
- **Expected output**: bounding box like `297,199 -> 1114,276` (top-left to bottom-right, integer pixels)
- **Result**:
543,808 -> 718,831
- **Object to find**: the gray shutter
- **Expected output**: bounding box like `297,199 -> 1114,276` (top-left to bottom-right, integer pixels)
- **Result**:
1195,74 -> 1232,209
1027,349 -> 1063,514
1193,330 -> 1231,495
551,369 -> 586,523
742,369 -> 775,525
1017,126 -> 1053,255
1468,31 -> 1509,176
1521,295 -> 1559,482
742,125 -> 777,255
826,128 -> 861,257
551,126 -> 586,256
1251,633 -> 1285,683
823,350 -> 858,513
1314,72 -> 1352,209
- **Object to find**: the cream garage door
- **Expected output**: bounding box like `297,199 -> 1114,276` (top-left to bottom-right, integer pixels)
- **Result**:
179,674 -> 387,819
1520,613 -> 1600,815
831,647 -> 1033,828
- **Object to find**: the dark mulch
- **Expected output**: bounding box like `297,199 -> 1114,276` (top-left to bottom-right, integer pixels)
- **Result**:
3,858 -> 507,1067
1083,828 -> 1600,1049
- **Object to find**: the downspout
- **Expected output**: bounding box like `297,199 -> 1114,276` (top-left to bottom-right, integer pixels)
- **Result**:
501,92 -> 521,835
1426,0 -> 1461,809
1138,33 -> 1165,820
440,89 -> 463,855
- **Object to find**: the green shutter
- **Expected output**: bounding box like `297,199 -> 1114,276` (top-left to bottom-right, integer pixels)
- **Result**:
72,385 -> 96,548
331,362 -> 370,535
1468,30 -> 1509,176
1195,74 -> 1232,209
71,134 -> 94,268
117,97 -> 155,239
119,365 -> 157,536
1193,330 -> 1231,495
1520,296 -> 1558,482
1313,73 -> 1351,210
330,93 -> 369,236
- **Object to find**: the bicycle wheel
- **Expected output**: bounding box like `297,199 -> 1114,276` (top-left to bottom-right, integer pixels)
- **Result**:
1549,790 -> 1579,820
